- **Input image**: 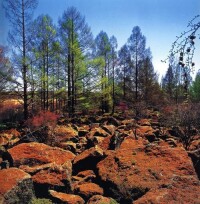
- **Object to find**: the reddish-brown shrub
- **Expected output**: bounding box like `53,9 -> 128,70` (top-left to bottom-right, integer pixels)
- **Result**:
26,111 -> 59,129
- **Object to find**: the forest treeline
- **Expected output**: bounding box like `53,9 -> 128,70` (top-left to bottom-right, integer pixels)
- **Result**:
0,0 -> 199,120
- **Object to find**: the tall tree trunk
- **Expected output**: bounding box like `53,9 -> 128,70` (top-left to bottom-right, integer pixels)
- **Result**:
123,65 -> 126,99
43,50 -> 46,110
46,43 -> 49,110
67,43 -> 72,116
71,22 -> 75,116
112,60 -> 115,114
22,0 -> 28,120
135,53 -> 138,101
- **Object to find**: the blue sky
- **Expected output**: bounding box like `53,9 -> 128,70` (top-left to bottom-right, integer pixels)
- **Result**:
1,0 -> 200,78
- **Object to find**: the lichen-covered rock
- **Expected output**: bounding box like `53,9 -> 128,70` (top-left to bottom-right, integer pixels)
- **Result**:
97,136 -> 200,203
86,127 -> 110,142
74,183 -> 103,200
49,190 -> 85,204
53,125 -> 78,142
32,161 -> 73,197
8,142 -> 75,197
0,168 -> 34,204
87,195 -> 119,204
73,146 -> 105,174
8,142 -> 75,167
101,125 -> 116,135
72,170 -> 96,189
134,175 -> 200,204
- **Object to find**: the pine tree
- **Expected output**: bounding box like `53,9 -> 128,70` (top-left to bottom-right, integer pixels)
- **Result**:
59,7 -> 93,116
94,31 -> 111,113
128,26 -> 146,101
3,0 -> 38,119
118,44 -> 132,100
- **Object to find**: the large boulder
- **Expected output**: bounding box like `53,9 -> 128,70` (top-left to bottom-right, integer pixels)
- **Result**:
49,190 -> 85,204
8,142 -> 75,166
32,161 -> 72,193
8,142 -> 75,197
97,136 -> 200,203
87,195 -> 119,204
73,146 -> 105,174
0,168 -> 34,204
74,183 -> 103,200
72,170 -> 96,190
134,175 -> 200,204
188,148 -> 200,179
53,125 -> 78,143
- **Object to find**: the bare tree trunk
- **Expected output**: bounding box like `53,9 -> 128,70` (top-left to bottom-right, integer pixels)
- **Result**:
123,65 -> 126,99
22,0 -> 28,120
46,43 -> 49,110
67,42 -> 72,116
112,61 -> 115,114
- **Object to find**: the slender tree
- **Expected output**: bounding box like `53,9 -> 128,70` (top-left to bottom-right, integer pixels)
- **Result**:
128,26 -> 146,101
59,7 -> 93,116
110,36 -> 118,114
3,0 -> 38,119
31,14 -> 56,110
139,49 -> 158,104
118,44 -> 132,99
162,64 -> 175,99
94,31 -> 111,113
0,46 -> 13,101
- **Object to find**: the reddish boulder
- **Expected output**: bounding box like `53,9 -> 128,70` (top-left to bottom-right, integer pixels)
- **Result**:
87,195 -> 118,204
49,190 -> 84,204
136,125 -> 154,136
86,127 -> 110,141
72,170 -> 96,189
134,175 -> 200,204
32,161 -> 72,188
97,136 -> 200,203
53,125 -> 78,143
8,143 -> 75,197
138,119 -> 151,126
101,125 -> 116,135
0,168 -> 34,204
8,142 -> 75,166
75,183 -> 103,200
32,161 -> 72,197
78,125 -> 90,137
98,135 -> 113,150
73,146 -> 105,174
77,170 -> 96,178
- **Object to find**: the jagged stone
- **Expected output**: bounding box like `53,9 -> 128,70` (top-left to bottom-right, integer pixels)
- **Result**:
49,190 -> 85,204
97,136 -> 200,203
73,146 -> 105,174
87,195 -> 119,204
74,183 -> 103,200
0,168 -> 34,204
8,142 -> 75,167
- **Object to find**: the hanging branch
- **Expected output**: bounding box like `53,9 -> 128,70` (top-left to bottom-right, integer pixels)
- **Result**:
162,15 -> 200,101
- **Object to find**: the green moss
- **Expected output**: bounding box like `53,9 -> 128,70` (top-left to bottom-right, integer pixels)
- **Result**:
29,198 -> 52,204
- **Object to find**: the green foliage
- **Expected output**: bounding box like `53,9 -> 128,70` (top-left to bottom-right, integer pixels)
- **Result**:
110,199 -> 119,204
30,198 -> 52,204
100,199 -> 119,204
190,71 -> 200,101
